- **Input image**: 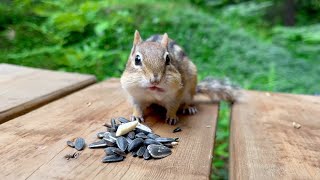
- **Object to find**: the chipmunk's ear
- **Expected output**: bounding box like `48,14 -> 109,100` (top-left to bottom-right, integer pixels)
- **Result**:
161,33 -> 169,47
133,30 -> 143,46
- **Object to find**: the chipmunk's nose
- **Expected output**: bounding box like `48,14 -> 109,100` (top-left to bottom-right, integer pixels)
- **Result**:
150,74 -> 160,85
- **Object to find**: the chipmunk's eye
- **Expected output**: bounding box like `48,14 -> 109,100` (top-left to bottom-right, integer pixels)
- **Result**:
165,54 -> 170,65
135,54 -> 142,66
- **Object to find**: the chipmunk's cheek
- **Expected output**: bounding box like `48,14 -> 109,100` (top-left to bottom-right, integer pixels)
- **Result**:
165,75 -> 182,90
139,77 -> 150,88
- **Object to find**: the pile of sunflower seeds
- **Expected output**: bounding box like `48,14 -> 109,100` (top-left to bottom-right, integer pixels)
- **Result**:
89,117 -> 179,163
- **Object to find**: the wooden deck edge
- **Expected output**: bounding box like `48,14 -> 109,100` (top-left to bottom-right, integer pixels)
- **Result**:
0,76 -> 96,124
229,100 -> 238,180
209,102 -> 220,179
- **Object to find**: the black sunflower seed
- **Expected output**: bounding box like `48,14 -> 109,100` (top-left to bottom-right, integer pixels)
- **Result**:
74,137 -> 85,151
102,155 -> 124,163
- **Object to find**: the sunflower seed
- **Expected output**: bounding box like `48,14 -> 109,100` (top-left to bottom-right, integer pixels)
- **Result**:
125,136 -> 133,144
102,155 -> 124,163
89,140 -> 108,148
116,121 -> 138,137
107,127 -> 116,132
104,147 -> 117,155
116,136 -> 128,151
144,138 -> 161,145
162,143 -> 173,148
127,131 -> 135,139
112,148 -> 127,157
118,117 -> 130,123
173,127 -> 182,133
74,137 -> 85,151
136,123 -> 152,133
67,140 -> 75,148
136,146 -> 146,157
127,138 -> 144,152
155,137 -> 177,143
147,144 -> 172,159
97,132 -> 105,139
132,151 -> 138,157
135,132 -> 148,139
103,132 -> 116,143
147,133 -> 160,140
143,149 -> 151,160
111,118 -> 117,128
135,128 -> 149,135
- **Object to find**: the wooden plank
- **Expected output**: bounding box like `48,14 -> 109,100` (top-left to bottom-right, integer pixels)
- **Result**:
0,63 -> 96,123
0,78 -> 218,180
230,91 -> 320,179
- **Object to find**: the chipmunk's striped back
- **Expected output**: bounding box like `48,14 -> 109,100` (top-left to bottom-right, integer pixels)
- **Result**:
146,35 -> 187,62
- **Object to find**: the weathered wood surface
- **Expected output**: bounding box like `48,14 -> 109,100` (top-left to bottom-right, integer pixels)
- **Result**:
0,79 -> 218,180
0,63 -> 96,123
230,91 -> 320,180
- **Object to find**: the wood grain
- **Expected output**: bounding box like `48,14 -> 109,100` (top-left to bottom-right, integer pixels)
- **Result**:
230,91 -> 320,180
0,63 -> 96,123
0,79 -> 218,180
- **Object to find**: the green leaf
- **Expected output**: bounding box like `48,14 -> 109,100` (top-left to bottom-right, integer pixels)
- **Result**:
49,12 -> 87,32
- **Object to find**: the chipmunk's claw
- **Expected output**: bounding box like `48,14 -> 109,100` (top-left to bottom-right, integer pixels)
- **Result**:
131,116 -> 144,123
166,117 -> 178,125
181,106 -> 197,115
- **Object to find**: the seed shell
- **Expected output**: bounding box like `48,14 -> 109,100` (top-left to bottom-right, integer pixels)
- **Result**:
97,132 -> 105,139
135,132 -> 148,139
127,138 -> 144,152
144,139 -> 161,145
89,140 -> 108,148
127,131 -> 135,139
116,121 -> 139,137
104,147 -> 117,155
111,118 -> 117,128
136,123 -> 152,133
112,148 -> 127,157
155,137 -> 177,143
143,149 -> 151,160
116,136 -> 128,151
74,137 -> 85,151
173,127 -> 182,133
67,140 -> 75,148
147,144 -> 172,159
136,146 -> 146,157
147,133 -> 160,139
102,155 -> 124,163
118,117 -> 130,123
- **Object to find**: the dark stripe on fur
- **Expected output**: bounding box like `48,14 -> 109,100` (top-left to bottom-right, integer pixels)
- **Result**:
146,35 -> 161,42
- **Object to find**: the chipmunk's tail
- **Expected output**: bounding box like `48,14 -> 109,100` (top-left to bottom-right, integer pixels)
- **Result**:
196,76 -> 242,103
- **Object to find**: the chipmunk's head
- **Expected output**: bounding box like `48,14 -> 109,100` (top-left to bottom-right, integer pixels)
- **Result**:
122,30 -> 182,93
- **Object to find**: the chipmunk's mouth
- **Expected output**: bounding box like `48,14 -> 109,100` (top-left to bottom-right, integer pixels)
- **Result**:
148,86 -> 165,92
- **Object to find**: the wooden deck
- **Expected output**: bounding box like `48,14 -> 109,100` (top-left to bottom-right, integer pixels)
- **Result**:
0,76 -> 218,179
1,63 -> 320,179
230,91 -> 320,179
0,64 -> 96,123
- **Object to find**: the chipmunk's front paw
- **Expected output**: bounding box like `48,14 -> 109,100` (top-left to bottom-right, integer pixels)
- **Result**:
166,116 -> 178,125
131,115 -> 144,123
181,106 -> 197,115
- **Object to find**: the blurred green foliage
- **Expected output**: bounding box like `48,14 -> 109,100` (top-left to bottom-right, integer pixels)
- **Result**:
0,0 -> 319,179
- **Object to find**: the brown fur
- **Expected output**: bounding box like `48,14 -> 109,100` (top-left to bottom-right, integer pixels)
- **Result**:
121,30 -> 239,125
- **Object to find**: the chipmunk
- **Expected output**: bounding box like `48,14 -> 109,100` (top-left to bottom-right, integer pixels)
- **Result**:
121,30 -> 240,125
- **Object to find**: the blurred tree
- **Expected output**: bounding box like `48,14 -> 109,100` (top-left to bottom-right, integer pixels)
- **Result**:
283,0 -> 295,26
